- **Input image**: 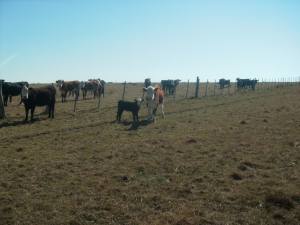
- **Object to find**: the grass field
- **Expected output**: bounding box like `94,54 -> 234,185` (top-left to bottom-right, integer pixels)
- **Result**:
1,82 -> 300,224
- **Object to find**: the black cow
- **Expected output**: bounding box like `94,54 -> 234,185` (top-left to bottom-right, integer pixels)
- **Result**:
219,79 -> 230,89
236,78 -> 256,91
21,85 -> 56,121
144,78 -> 151,88
99,80 -> 105,97
161,79 -> 181,95
117,99 -> 144,122
2,81 -> 29,106
250,79 -> 259,90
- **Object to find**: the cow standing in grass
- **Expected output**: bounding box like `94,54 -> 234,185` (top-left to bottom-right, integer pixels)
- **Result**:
56,80 -> 80,102
143,85 -> 164,123
21,85 -> 56,121
2,81 -> 29,106
117,99 -> 143,122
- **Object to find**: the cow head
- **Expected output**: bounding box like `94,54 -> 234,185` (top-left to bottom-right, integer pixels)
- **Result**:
80,81 -> 85,88
134,98 -> 144,107
21,85 -> 29,99
143,86 -> 158,101
56,80 -> 64,87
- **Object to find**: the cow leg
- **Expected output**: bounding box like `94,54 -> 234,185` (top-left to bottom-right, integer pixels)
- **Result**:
24,107 -> 29,121
161,104 -> 165,118
3,95 -> 8,106
117,110 -> 123,122
152,108 -> 157,123
30,107 -> 36,121
9,96 -> 12,102
50,104 -> 55,119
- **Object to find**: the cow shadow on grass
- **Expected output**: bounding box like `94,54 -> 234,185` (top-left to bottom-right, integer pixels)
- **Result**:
112,119 -> 148,130
0,117 -> 50,128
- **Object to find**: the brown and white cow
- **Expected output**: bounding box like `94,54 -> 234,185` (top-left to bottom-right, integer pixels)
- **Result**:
143,85 -> 164,123
56,80 -> 80,102
81,80 -> 101,99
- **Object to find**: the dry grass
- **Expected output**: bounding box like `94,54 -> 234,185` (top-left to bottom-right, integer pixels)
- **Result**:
1,82 -> 300,224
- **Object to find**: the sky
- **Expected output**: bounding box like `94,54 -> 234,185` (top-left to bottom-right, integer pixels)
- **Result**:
0,0 -> 299,84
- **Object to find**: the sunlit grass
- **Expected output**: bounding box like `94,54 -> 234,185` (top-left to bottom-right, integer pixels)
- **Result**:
1,82 -> 300,224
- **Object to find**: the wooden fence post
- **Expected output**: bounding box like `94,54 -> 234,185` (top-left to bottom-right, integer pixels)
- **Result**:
186,79 -> 189,98
214,80 -> 216,96
0,80 -> 6,119
195,77 -> 199,98
205,79 -> 208,97
122,81 -> 126,100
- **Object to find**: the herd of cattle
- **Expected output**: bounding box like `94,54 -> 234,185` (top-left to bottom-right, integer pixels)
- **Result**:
1,77 -> 259,122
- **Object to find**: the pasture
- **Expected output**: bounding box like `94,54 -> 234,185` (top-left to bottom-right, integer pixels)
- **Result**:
1,82 -> 300,224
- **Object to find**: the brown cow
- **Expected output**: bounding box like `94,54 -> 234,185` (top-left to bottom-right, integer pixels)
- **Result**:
21,85 -> 56,121
143,85 -> 164,123
81,80 -> 101,99
58,80 -> 80,102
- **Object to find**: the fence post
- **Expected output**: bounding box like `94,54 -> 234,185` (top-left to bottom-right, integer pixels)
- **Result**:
214,79 -> 216,96
185,79 -> 189,98
122,81 -> 126,100
205,79 -> 208,97
0,80 -> 6,119
228,81 -> 230,94
74,99 -> 77,112
195,77 -> 199,98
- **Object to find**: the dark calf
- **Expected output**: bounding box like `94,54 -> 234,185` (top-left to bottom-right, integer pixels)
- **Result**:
117,99 -> 143,122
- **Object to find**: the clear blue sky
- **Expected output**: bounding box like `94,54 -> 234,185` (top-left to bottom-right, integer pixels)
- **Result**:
1,0 -> 299,83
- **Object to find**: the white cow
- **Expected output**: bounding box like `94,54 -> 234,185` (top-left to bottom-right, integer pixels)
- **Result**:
143,85 -> 164,123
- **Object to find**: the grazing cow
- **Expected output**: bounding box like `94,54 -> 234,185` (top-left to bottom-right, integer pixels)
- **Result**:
144,78 -> 151,88
219,79 -> 230,89
81,80 -> 101,99
21,85 -> 56,121
2,81 -> 29,106
117,99 -> 144,122
143,85 -> 164,123
56,80 -> 80,102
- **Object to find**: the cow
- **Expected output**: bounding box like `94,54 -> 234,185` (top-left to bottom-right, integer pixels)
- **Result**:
2,81 -> 29,106
81,80 -> 101,99
56,80 -> 80,102
116,99 -> 144,122
236,78 -> 255,91
250,79 -> 259,91
161,80 -> 174,95
21,85 -> 56,121
219,79 -> 230,89
144,78 -> 151,88
161,79 -> 181,95
99,80 -> 105,97
143,85 -> 164,123
88,79 -> 104,97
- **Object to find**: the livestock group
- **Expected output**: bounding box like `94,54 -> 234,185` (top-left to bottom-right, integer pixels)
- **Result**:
1,77 -> 261,122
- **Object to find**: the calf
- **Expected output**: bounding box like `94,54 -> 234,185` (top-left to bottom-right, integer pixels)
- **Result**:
143,85 -> 164,123
117,99 -> 143,122
21,85 -> 56,121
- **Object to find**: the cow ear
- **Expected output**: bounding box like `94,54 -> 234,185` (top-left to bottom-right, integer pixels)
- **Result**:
154,88 -> 158,91
134,99 -> 137,102
142,87 -> 147,92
